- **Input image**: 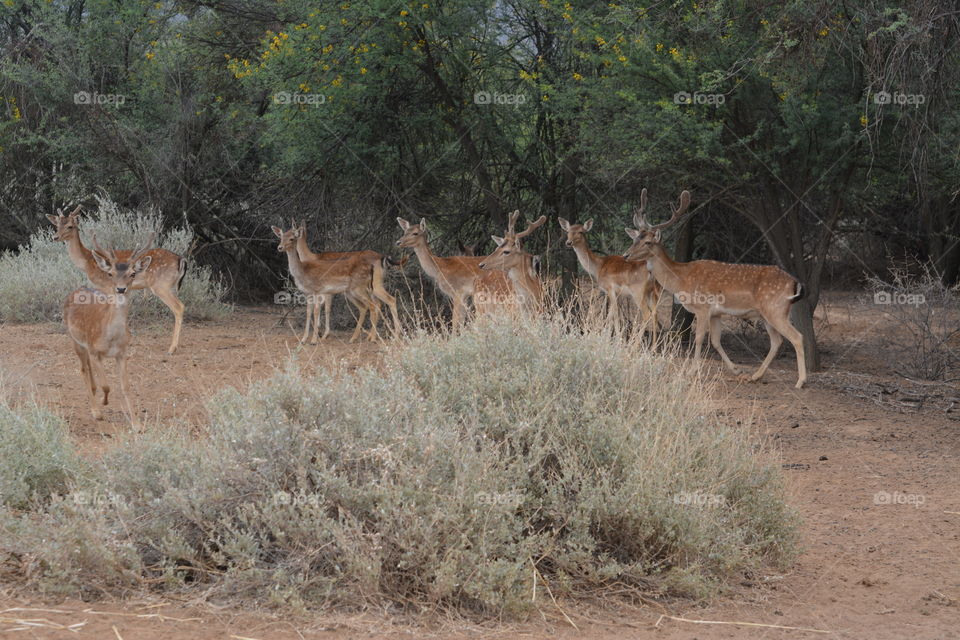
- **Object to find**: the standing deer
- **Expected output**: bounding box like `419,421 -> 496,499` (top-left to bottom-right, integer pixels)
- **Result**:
63,233 -> 155,429
622,189 -> 807,388
479,212 -> 547,313
48,206 -> 187,355
273,225 -> 380,343
293,219 -> 402,338
558,215 -> 662,339
396,217 -> 512,327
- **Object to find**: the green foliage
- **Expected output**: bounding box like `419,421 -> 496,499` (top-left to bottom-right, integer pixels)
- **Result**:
0,195 -> 231,323
0,318 -> 796,612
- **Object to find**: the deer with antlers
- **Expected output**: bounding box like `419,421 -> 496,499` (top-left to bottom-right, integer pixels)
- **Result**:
479,211 -> 547,313
292,219 -> 402,339
622,189 -> 807,388
396,217 -> 513,327
273,225 -> 381,343
559,212 -> 662,339
63,233 -> 156,428
48,206 -> 187,355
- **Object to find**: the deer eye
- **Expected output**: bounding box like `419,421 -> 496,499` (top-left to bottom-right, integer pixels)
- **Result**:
503,250 -> 511,255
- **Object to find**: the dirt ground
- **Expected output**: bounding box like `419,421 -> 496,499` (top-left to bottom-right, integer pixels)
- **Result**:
0,292 -> 958,639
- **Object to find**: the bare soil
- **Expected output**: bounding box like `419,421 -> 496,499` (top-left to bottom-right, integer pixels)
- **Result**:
1,292 -> 958,639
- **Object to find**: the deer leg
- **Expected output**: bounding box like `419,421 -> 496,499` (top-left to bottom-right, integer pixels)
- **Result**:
75,345 -> 101,421
150,284 -> 185,355
451,296 -> 465,331
768,313 -> 807,389
117,354 -> 141,430
606,289 -> 620,336
348,294 -> 368,343
746,320 -> 783,383
709,316 -> 742,374
366,298 -> 382,342
692,313 -> 709,360
320,295 -> 332,340
300,296 -> 312,343
372,261 -> 402,338
310,295 -> 324,344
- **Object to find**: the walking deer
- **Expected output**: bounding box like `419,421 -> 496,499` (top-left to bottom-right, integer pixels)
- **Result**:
558,216 -> 662,339
622,189 -> 807,388
63,233 -> 156,429
48,206 -> 187,354
273,225 -> 380,343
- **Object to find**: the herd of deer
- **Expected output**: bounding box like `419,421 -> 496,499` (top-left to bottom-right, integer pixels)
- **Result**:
45,189 -> 807,428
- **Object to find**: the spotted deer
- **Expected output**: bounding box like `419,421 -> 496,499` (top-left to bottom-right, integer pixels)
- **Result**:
558,215 -> 662,339
273,225 -> 380,343
396,217 -> 512,327
622,189 -> 807,388
478,211 -> 547,313
293,219 -> 402,338
48,206 -> 186,354
63,233 -> 156,429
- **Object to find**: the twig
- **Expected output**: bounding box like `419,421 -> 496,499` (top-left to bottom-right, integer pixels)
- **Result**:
112,625 -> 124,640
529,559 -> 579,631
655,614 -> 831,633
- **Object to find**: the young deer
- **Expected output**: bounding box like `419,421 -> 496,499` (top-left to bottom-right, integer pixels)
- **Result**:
623,190 -> 807,388
558,215 -> 662,339
479,212 -> 547,313
48,206 -> 187,355
396,217 -> 512,327
63,233 -> 155,429
273,225 -> 380,343
293,219 -> 402,338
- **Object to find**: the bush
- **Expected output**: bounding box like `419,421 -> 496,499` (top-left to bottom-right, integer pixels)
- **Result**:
0,378 -> 81,509
0,318 -> 797,614
0,194 -> 231,323
866,262 -> 960,381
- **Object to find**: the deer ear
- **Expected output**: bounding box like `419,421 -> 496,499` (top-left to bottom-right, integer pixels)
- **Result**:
92,252 -> 111,273
293,226 -> 303,238
133,255 -> 152,272
271,226 -> 283,238
491,235 -> 505,247
46,214 -> 60,224
419,218 -> 427,231
583,218 -> 594,231
396,217 -> 409,230
558,218 -> 569,231
654,230 -> 662,242
625,227 -> 640,240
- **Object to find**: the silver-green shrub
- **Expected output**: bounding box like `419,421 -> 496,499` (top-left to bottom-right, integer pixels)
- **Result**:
0,318 -> 796,613
0,194 -> 230,323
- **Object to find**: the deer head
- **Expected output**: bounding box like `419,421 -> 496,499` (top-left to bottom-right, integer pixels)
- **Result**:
623,189 -> 691,261
89,232 -> 155,295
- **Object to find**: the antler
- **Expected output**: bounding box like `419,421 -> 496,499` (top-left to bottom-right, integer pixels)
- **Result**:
515,215 -> 546,240
506,210 -> 520,236
633,188 -> 648,229
90,232 -> 117,263
130,231 -> 156,263
635,189 -> 691,232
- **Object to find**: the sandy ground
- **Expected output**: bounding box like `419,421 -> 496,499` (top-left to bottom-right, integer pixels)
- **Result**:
0,292 -> 958,639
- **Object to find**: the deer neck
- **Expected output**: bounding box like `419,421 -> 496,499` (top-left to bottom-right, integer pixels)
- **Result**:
410,239 -> 444,283
283,245 -> 310,287
296,234 -> 319,261
508,254 -> 542,309
66,234 -> 97,272
570,238 -> 602,279
646,245 -> 687,293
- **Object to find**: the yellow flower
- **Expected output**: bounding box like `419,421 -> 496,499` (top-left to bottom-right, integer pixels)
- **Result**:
760,18 -> 768,25
859,114 -> 868,127
400,9 -> 408,16
669,46 -> 679,58
360,67 -> 367,74
572,72 -> 583,81
655,42 -> 664,52
595,36 -> 606,46
331,75 -> 343,87
145,51 -> 155,60
818,27 -> 829,37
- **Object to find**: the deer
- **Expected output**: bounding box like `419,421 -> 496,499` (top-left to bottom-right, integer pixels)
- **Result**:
292,219 -> 402,339
63,233 -> 156,429
622,189 -> 807,388
558,214 -> 663,340
47,206 -> 187,355
396,217 -> 513,327
273,225 -> 381,343
478,212 -> 548,313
